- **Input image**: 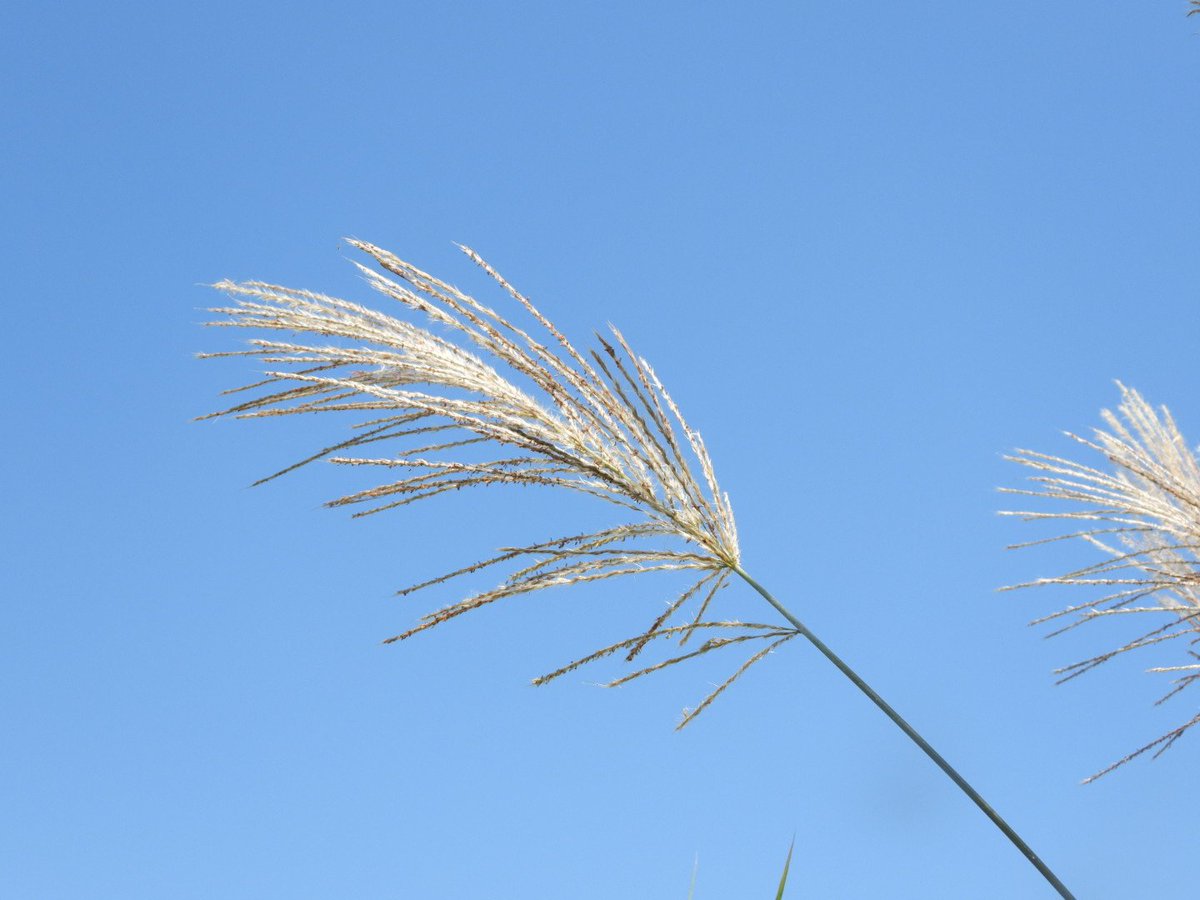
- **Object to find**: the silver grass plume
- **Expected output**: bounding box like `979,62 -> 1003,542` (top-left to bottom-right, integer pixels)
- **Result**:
202,240 -> 1078,896
201,240 -> 796,725
1002,383 -> 1200,780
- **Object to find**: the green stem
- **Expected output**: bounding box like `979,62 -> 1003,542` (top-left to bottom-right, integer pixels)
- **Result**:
731,564 -> 1075,900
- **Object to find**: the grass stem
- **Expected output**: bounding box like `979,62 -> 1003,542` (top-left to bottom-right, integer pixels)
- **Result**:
731,565 -> 1075,900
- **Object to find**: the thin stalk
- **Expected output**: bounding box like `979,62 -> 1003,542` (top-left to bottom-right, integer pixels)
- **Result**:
731,564 -> 1075,900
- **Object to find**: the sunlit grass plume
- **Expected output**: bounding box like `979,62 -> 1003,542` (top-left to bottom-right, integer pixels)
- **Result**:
202,240 -> 1075,897
202,240 -> 794,723
1003,384 -> 1200,780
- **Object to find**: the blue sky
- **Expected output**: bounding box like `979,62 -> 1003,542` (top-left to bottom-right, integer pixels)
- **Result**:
3,2 -> 1198,897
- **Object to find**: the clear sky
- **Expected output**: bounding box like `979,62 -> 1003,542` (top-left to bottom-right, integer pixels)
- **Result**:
3,3 -> 1198,898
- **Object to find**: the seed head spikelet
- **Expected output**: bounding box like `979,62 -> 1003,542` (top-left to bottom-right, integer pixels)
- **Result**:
1002,383 -> 1200,780
202,240 -> 778,721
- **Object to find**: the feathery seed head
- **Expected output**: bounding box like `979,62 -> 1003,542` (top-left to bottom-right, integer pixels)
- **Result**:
202,241 -> 790,725
1002,383 -> 1200,779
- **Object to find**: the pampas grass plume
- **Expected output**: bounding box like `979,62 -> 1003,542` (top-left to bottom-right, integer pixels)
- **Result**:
1003,384 -> 1200,780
